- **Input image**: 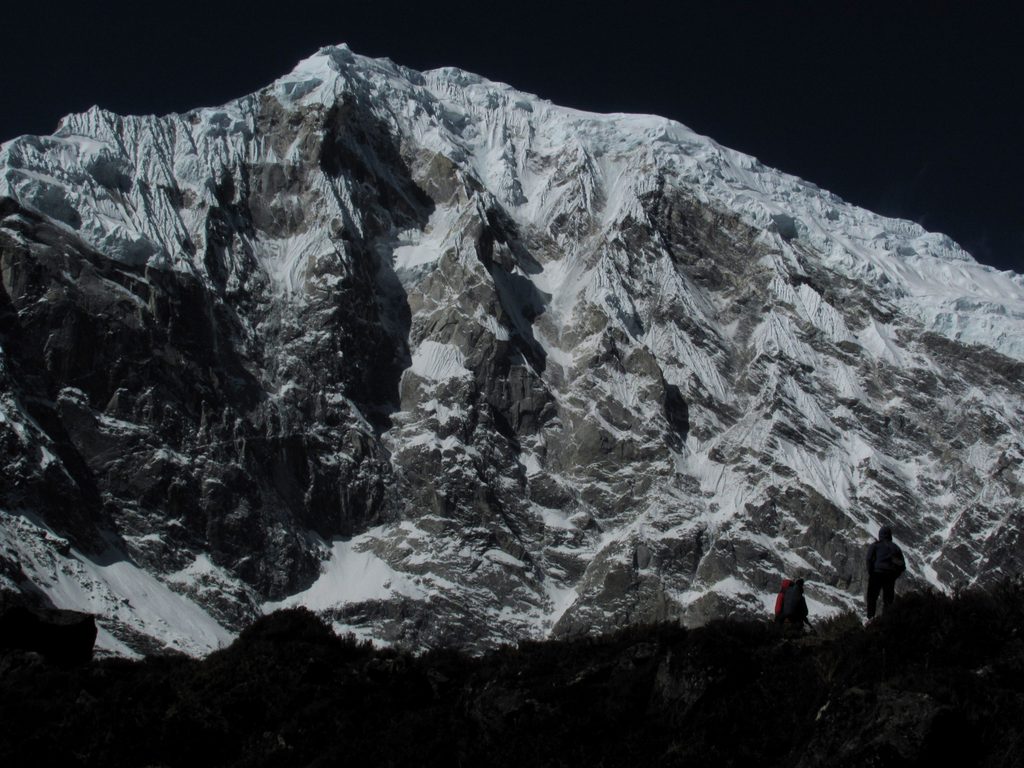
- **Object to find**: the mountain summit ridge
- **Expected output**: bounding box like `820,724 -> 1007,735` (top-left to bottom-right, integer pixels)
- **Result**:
1,45 -> 1022,656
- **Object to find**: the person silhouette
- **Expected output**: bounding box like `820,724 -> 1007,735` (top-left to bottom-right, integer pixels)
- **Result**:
776,578 -> 810,632
866,526 -> 906,619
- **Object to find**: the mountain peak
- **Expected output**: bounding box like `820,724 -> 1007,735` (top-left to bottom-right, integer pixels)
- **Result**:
1,46 -> 1022,656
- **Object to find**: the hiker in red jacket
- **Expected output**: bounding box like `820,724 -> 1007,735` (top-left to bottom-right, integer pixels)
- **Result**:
866,526 -> 906,619
774,578 -> 810,631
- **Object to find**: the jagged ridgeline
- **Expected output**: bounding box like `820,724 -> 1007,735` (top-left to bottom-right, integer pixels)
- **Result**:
1,45 -> 1022,656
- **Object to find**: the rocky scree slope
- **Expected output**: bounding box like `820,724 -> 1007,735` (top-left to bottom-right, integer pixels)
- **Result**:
0,45 -> 1022,655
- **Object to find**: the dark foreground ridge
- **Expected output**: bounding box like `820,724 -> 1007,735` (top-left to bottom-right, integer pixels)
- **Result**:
2,584 -> 1023,767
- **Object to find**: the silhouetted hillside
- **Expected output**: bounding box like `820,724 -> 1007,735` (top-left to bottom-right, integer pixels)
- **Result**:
2,583 -> 1023,767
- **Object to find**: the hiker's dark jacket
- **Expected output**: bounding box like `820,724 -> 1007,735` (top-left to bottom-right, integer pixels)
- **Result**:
866,526 -> 904,576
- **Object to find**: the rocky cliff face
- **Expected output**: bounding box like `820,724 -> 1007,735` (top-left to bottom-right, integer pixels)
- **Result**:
1,45 -> 1022,655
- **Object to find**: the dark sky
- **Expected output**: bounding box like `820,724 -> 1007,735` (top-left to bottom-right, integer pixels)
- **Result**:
1,1 -> 1020,273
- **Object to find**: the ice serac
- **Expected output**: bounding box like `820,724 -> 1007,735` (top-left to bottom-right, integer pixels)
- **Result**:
1,44 -> 1022,655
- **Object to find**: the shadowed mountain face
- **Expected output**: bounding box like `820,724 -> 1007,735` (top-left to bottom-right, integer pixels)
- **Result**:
1,586 -> 1023,767
1,45 -> 1023,656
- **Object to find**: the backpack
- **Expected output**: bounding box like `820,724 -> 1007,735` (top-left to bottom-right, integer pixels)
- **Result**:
774,579 -> 793,619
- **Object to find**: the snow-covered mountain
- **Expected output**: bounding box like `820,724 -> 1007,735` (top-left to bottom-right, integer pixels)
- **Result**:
1,45 -> 1022,656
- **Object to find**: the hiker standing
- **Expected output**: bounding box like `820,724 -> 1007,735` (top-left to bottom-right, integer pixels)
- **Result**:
775,578 -> 810,631
866,526 -> 906,619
